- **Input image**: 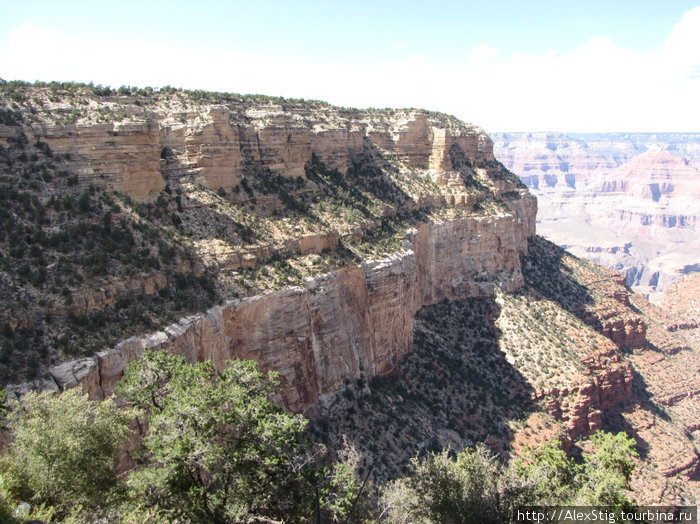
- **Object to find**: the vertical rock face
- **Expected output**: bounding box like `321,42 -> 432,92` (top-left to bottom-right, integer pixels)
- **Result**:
255,124 -> 313,178
21,106 -> 497,200
14,210 -> 534,412
181,106 -> 244,189
2,91 -> 533,411
306,268 -> 372,394
220,288 -> 319,410
360,253 -> 419,377
413,217 -> 526,306
42,121 -> 165,200
394,114 -> 434,168
311,128 -> 363,174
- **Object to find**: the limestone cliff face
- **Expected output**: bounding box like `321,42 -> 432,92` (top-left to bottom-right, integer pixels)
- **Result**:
1,85 -> 533,410
412,213 -> 530,305
38,121 -> 165,200
11,211 -> 533,412
18,106 -> 496,200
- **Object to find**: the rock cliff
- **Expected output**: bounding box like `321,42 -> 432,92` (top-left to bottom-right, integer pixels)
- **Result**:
8,209 -> 534,413
2,82 -> 697,505
5,99 -> 496,202
314,236 -> 699,503
0,82 -> 534,410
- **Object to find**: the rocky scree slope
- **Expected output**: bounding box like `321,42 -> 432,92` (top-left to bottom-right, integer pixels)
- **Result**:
315,236 -> 700,505
0,81 -> 534,412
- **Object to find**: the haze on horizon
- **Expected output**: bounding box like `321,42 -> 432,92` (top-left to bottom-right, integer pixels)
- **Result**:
1,0 -> 699,133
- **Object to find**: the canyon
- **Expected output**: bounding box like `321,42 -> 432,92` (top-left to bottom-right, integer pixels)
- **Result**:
0,82 -> 698,505
492,132 -> 700,301
0,82 -> 534,410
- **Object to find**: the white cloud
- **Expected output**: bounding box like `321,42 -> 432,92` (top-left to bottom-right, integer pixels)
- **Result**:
437,9 -> 700,132
663,6 -> 700,78
1,9 -> 699,132
469,43 -> 498,64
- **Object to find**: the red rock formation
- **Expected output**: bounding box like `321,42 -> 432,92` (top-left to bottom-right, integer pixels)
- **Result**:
538,346 -> 633,439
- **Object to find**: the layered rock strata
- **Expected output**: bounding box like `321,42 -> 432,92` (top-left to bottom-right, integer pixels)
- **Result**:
492,133 -> 700,298
1,87 -> 538,410
40,121 -> 165,200
12,106 -> 496,201
8,206 -> 535,413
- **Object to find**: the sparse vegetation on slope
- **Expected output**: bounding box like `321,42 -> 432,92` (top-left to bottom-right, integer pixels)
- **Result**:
2,80 -> 695,516
0,353 -> 638,523
0,135 -> 216,382
0,80 -> 526,385
314,236 -> 699,504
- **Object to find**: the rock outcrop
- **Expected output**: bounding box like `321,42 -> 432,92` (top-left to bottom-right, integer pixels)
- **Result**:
0,84 -> 538,408
39,121 -> 165,200
8,205 -> 534,412
8,104 -> 498,202
538,349 -> 633,438
0,83 -> 535,387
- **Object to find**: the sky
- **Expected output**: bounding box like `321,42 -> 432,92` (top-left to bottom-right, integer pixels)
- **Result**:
1,1 -> 699,132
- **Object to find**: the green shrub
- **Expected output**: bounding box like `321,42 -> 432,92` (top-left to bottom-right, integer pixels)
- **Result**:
3,388 -> 135,517
119,350 -> 361,523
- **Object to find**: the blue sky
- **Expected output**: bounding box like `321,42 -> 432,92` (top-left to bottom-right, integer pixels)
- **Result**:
1,1 -> 699,132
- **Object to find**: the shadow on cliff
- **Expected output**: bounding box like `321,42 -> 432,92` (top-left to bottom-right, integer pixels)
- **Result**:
306,141 -> 420,221
600,365 -> 674,462
312,237 -> 671,481
313,297 -> 538,482
521,236 -> 674,462
521,236 -> 596,319
170,143 -> 424,283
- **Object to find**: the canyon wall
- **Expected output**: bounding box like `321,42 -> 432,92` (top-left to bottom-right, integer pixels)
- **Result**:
1,87 -> 536,404
17,106 -> 496,200
8,203 -> 536,413
492,132 -> 700,299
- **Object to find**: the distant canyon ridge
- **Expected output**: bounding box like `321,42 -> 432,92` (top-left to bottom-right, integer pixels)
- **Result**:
492,132 -> 700,301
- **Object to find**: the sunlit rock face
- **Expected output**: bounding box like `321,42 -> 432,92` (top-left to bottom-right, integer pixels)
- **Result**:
2,91 -> 535,411
493,132 -> 700,300
16,207 -> 534,413
22,105 -> 497,201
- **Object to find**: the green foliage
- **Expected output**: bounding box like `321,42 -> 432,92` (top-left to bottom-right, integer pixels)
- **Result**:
3,388 -> 135,517
0,470 -> 21,524
576,431 -> 638,506
119,350 -> 359,523
515,440 -> 580,504
517,431 -> 638,507
587,430 -> 637,481
319,442 -> 365,522
0,148 -> 217,381
380,432 -> 638,523
0,389 -> 8,427
389,446 -> 507,524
